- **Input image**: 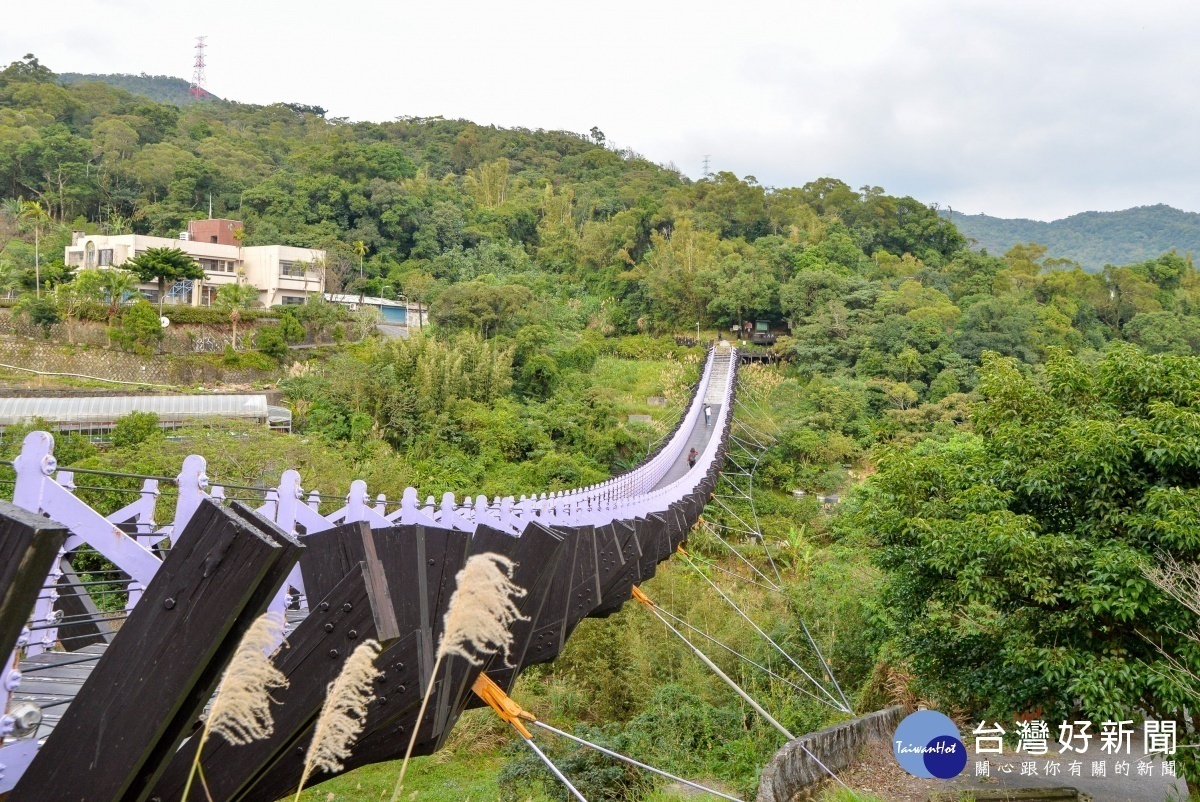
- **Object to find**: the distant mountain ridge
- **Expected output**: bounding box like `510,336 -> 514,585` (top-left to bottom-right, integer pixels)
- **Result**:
944,204 -> 1200,271
58,72 -> 220,106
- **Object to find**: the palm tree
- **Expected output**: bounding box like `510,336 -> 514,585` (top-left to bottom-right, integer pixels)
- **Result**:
100,269 -> 139,321
352,240 -> 367,280
352,240 -> 367,303
214,282 -> 259,349
18,201 -> 51,298
0,258 -> 23,300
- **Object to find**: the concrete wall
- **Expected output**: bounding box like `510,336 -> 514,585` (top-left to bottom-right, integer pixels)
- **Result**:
757,706 -> 907,802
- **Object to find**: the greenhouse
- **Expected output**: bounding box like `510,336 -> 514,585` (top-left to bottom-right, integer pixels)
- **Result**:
0,394 -> 292,438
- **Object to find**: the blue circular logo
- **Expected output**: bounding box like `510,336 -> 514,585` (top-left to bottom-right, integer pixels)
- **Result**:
893,710 -> 967,779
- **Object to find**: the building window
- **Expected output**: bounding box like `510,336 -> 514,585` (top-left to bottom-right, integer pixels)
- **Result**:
281,295 -> 305,305
98,249 -> 113,266
279,260 -> 307,278
199,258 -> 234,273
67,251 -> 83,266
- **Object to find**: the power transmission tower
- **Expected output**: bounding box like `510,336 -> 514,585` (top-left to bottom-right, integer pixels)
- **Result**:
702,154 -> 711,179
189,36 -> 207,98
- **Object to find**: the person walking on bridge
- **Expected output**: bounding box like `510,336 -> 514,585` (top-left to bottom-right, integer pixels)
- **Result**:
687,447 -> 698,469
704,405 -> 712,426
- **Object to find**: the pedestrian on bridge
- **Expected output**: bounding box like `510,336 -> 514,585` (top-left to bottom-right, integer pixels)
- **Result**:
704,405 -> 712,426
687,447 -> 698,469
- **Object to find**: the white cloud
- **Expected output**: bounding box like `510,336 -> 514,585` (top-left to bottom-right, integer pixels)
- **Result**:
3,0 -> 1198,219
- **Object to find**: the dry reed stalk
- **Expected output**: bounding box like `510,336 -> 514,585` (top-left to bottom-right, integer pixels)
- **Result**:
388,552 -> 528,802
293,639 -> 383,802
181,612 -> 289,801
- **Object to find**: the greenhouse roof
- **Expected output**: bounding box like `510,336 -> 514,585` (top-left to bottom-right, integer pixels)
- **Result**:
0,395 -> 279,427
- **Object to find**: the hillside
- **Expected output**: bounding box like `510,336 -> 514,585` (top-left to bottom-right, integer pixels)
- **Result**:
58,72 -> 219,105
946,203 -> 1200,270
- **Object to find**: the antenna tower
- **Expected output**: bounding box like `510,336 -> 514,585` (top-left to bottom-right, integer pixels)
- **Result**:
702,154 -> 711,179
189,36 -> 207,98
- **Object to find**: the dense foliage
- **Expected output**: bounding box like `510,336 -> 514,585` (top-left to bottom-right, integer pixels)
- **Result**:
844,346 -> 1200,763
2,51 -> 1199,796
951,204 -> 1200,271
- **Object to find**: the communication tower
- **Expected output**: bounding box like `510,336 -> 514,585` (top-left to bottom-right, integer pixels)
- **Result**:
189,36 -> 207,98
702,154 -> 711,179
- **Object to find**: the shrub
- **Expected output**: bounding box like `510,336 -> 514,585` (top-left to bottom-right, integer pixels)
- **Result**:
254,324 -> 290,361
112,300 -> 163,354
278,310 -> 306,343
518,354 -> 559,398
15,295 -> 60,335
161,306 -> 282,325
110,411 -> 161,448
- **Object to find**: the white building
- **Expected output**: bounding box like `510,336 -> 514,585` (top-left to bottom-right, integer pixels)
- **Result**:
64,219 -> 326,308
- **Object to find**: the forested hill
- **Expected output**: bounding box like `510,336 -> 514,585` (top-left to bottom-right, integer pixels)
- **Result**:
58,72 -> 219,105
947,204 -> 1200,270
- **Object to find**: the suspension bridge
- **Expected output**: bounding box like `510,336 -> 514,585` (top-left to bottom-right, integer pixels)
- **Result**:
0,344 -> 849,801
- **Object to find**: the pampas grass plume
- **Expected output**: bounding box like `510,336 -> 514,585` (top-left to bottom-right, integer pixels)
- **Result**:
389,552 -> 528,802
293,639 -> 383,801
438,552 -> 527,666
182,612 -> 288,800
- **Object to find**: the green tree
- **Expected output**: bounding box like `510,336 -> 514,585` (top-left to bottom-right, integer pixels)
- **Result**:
125,247 -> 203,312
54,268 -> 104,343
254,324 -> 289,361
278,309 -> 306,343
112,299 -> 162,354
213,283 -> 259,349
110,411 -> 161,448
17,200 -> 51,297
99,269 -> 139,325
849,346 -> 1200,755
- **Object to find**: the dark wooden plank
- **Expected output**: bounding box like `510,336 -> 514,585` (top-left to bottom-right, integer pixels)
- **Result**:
467,521 -> 565,703
149,561 -> 397,802
10,499 -> 288,802
235,523 -> 470,802
54,558 -> 116,651
297,520 -> 369,606
0,499 -> 68,662
233,631 -> 423,802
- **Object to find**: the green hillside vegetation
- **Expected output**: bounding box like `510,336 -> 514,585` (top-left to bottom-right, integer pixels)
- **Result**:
1,51 -> 1199,794
948,204 -> 1200,271
58,70 -> 220,105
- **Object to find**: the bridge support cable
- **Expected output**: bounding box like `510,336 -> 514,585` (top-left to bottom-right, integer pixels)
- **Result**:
676,552 -> 850,714
647,594 -> 843,710
630,587 -> 858,796
697,519 -> 782,591
472,675 -> 739,801
675,547 -> 783,594
532,721 -> 743,802
522,737 -> 590,802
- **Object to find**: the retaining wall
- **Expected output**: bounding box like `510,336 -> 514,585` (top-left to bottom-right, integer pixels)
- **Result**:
0,337 -> 278,386
756,706 -> 907,802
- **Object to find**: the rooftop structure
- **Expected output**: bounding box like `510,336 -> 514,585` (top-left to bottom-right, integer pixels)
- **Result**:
65,220 -> 325,309
0,394 -> 291,437
324,292 -> 428,326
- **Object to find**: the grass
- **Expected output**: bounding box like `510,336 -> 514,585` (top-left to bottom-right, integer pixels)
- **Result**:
588,356 -> 697,421
298,751 -> 532,802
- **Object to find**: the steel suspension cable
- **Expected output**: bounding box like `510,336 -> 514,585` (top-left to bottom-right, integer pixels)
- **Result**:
532,721 -> 742,801
678,553 -> 847,712
650,601 -> 841,710
633,589 -> 857,796
698,521 -> 780,590
521,735 -> 588,801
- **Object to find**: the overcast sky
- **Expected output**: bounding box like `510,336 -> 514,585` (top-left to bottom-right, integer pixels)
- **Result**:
3,0 -> 1196,220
